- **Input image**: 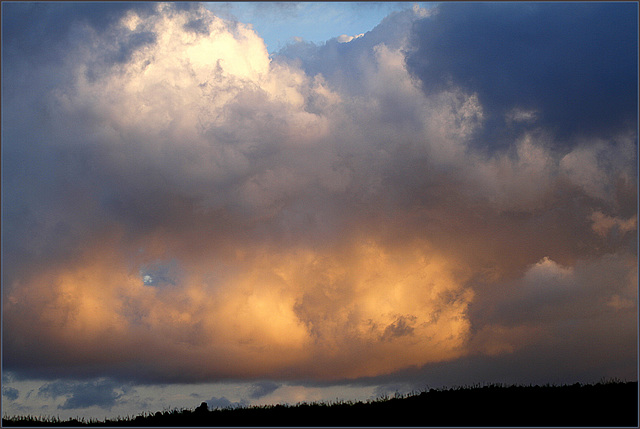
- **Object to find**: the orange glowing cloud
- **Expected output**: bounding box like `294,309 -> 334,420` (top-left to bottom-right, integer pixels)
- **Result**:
4,228 -> 474,381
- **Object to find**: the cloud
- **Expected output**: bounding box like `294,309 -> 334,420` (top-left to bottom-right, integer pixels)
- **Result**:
275,6 -> 423,96
205,396 -> 248,410
590,211 -> 637,238
337,33 -> 364,43
249,381 -> 282,399
462,252 -> 637,372
405,2 -> 638,147
2,386 -> 20,401
37,379 -> 132,410
139,258 -> 184,287
2,1 -> 636,393
381,315 -> 417,342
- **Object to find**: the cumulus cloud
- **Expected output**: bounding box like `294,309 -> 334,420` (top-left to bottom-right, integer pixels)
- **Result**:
2,1 -> 636,396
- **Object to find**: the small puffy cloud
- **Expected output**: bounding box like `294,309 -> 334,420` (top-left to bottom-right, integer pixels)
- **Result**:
523,257 -> 573,287
337,33 -> 364,43
412,3 -> 431,18
249,381 -> 281,399
559,144 -> 609,200
505,107 -> 537,125
590,211 -> 637,238
606,294 -> 635,311
3,386 -> 20,401
205,396 -> 248,410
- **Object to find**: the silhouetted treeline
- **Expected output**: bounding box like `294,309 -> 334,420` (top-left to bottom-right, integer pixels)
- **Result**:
3,381 -> 638,427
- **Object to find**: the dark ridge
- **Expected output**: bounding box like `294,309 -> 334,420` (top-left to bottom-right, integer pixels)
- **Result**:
2,381 -> 638,427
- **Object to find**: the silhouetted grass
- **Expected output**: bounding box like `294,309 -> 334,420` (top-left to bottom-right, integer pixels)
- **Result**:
3,380 -> 638,427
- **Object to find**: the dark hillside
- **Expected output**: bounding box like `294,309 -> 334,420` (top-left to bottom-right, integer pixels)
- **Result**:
3,381 -> 638,427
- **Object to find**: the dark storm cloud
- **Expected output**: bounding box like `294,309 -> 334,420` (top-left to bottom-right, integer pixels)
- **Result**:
37,379 -> 132,410
1,2 -> 156,64
405,2 -> 638,148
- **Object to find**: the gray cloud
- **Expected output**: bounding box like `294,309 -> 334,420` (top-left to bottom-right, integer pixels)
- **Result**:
37,379 -> 132,410
2,386 -> 20,401
471,254 -> 636,328
205,396 -> 249,410
381,315 -> 416,342
248,381 -> 281,399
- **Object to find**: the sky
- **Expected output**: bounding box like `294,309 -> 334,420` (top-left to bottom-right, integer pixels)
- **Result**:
1,1 -> 638,421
